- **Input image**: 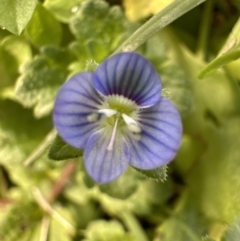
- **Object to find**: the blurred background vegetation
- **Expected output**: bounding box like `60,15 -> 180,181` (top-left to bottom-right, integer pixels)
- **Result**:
1,0 -> 240,240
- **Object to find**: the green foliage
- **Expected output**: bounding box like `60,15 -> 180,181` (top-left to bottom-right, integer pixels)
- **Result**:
84,220 -> 136,241
2,0 -> 240,241
143,34 -> 193,117
98,167 -> 140,199
0,35 -> 32,94
221,218 -> 240,241
0,99 -> 51,166
14,46 -> 74,118
134,165 -> 168,182
44,0 -> 84,23
0,201 -> 42,241
48,135 -> 83,160
199,18 -> 240,78
0,0 -> 37,35
154,194 -> 208,241
26,3 -> 62,48
70,0 -> 130,53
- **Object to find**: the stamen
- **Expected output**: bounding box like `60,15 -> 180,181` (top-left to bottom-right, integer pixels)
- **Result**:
122,113 -> 141,134
87,109 -> 117,123
87,113 -> 106,122
107,116 -> 119,151
98,109 -> 117,117
87,112 -> 107,122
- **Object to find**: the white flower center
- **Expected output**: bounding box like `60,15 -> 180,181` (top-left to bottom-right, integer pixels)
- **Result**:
87,95 -> 142,150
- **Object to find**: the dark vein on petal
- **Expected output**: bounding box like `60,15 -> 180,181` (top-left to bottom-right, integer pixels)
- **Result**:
140,117 -> 180,130
127,58 -> 144,99
75,82 -> 103,105
119,55 -> 133,95
124,55 -> 139,98
54,111 -> 89,116
129,138 -> 154,166
64,125 -> 98,139
57,100 -> 97,109
132,67 -> 154,101
54,121 -> 90,128
104,61 -> 112,95
143,131 -> 176,152
140,120 -> 180,143
95,75 -> 109,95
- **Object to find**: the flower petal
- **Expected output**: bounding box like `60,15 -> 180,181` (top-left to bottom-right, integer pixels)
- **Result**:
128,98 -> 182,169
84,128 -> 130,183
93,52 -> 161,107
53,72 -> 103,149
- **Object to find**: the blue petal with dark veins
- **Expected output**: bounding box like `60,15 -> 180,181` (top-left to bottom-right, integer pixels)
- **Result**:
93,52 -> 162,108
53,73 -> 103,149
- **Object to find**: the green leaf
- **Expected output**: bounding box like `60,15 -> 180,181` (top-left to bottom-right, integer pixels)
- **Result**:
14,46 -> 73,118
221,218 -> 240,241
0,36 -> 32,94
98,177 -> 173,216
26,3 -> 62,48
143,33 -> 194,117
170,38 -> 240,222
0,201 -> 42,241
98,167 -> 140,199
84,220 -> 136,241
199,18 -> 240,78
155,217 -> 202,241
154,194 -> 207,241
49,213 -> 72,241
44,0 -> 84,23
48,135 -> 83,161
134,166 -> 168,182
0,99 -> 51,166
0,0 -> 37,35
70,0 -> 130,52
160,64 -> 193,117
0,36 -> 32,74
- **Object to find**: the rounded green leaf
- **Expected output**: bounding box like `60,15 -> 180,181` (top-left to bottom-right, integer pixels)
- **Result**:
0,0 -> 37,35
26,3 -> 62,47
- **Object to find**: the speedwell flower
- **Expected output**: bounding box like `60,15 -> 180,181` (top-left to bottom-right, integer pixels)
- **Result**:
53,52 -> 182,183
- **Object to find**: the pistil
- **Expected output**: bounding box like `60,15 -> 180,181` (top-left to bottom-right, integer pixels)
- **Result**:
107,115 -> 120,151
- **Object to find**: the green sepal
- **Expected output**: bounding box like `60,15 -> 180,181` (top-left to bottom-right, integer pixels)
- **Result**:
48,134 -> 83,161
133,165 -> 168,182
221,218 -> 240,241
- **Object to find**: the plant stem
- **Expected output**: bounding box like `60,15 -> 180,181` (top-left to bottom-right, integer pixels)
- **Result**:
120,211 -> 149,241
39,215 -> 51,241
196,0 -> 215,60
23,129 -> 57,166
114,0 -> 207,54
32,187 -> 75,236
47,160 -> 77,203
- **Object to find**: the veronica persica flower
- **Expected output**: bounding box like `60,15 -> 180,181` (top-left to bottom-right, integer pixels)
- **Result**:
53,52 -> 182,183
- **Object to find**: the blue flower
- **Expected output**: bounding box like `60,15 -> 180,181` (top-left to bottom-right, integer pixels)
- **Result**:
53,52 -> 182,183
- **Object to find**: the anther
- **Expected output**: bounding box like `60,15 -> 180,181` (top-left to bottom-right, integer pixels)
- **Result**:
87,113 -> 106,122
98,109 -> 117,117
122,113 -> 141,134
87,109 -> 117,123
